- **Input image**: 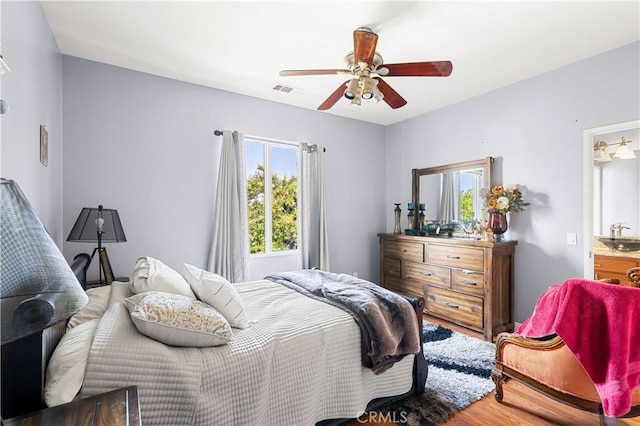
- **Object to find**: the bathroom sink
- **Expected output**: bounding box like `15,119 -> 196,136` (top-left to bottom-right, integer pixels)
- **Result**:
597,237 -> 640,252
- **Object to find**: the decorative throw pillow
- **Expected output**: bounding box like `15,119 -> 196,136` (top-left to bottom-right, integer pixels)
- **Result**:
125,291 -> 232,347
130,256 -> 195,298
45,318 -> 100,407
182,263 -> 249,329
66,285 -> 112,331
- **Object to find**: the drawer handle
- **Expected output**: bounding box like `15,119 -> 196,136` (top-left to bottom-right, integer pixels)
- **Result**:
445,302 -> 460,309
420,272 -> 433,277
401,249 -> 407,252
461,281 -> 477,286
446,255 -> 460,259
594,264 -> 601,267
461,269 -> 475,275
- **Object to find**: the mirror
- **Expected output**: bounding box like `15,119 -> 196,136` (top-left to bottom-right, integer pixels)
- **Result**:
411,157 -> 493,234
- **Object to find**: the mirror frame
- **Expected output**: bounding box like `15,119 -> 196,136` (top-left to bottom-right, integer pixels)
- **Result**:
410,156 -> 494,229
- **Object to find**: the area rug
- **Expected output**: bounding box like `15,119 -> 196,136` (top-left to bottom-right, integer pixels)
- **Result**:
377,322 -> 496,425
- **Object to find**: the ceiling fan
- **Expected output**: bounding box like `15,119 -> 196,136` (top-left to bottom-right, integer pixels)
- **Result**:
279,26 -> 453,111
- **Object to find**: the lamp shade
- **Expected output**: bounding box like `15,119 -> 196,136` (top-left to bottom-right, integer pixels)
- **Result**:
1,179 -> 88,345
67,206 -> 127,243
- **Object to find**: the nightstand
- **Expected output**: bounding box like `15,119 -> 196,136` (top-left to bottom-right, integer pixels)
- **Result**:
3,386 -> 141,426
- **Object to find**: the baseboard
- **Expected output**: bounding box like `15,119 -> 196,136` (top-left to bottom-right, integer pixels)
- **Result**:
514,321 -> 522,330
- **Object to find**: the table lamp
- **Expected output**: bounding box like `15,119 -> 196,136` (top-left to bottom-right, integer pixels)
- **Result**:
1,178 -> 88,345
67,205 -> 127,285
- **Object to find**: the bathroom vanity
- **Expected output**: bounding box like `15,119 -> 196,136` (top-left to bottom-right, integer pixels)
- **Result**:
593,242 -> 640,287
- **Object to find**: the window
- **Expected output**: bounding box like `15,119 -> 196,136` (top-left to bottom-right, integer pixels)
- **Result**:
459,170 -> 483,223
245,138 -> 298,255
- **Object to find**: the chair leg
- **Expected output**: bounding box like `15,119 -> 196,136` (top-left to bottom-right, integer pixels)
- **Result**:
600,415 -> 617,426
491,368 -> 506,403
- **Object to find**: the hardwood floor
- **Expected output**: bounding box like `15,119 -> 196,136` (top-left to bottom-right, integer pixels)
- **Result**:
353,316 -> 640,425
443,381 -> 639,425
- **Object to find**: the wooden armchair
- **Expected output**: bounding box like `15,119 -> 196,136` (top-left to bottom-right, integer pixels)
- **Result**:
492,268 -> 640,425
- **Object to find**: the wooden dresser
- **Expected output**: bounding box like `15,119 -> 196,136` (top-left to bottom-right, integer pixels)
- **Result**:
379,233 -> 517,341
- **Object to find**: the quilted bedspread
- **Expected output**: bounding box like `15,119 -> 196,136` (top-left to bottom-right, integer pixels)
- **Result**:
80,281 -> 414,425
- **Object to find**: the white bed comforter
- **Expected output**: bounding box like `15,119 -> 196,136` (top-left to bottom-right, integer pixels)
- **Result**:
80,280 -> 414,425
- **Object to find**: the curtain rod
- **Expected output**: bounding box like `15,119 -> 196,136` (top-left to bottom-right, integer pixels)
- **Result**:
214,130 -> 326,152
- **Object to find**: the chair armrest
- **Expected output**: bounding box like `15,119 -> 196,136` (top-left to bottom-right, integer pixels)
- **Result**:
495,332 -> 564,363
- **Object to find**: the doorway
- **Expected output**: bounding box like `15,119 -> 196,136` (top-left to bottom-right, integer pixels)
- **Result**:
582,119 -> 640,279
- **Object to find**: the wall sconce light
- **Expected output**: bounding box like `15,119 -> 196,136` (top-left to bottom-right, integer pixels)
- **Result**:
594,137 -> 636,162
613,137 -> 636,159
594,141 -> 611,162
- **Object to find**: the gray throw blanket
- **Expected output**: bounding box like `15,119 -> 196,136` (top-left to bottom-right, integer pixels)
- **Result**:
264,270 -> 421,374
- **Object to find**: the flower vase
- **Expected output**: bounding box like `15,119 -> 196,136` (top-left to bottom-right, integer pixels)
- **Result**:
488,212 -> 508,241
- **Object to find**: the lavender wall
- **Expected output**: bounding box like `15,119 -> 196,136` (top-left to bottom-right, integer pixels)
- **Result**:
61,56 -> 386,281
386,41 -> 640,321
1,2 -> 63,244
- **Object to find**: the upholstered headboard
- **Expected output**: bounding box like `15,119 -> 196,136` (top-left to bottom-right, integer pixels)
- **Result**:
0,253 -> 91,420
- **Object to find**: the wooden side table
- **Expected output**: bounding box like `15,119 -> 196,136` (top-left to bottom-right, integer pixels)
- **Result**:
3,386 -> 141,426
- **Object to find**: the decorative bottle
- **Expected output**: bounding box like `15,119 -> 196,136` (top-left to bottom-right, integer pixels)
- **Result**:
418,204 -> 425,231
407,203 -> 415,230
393,204 -> 402,234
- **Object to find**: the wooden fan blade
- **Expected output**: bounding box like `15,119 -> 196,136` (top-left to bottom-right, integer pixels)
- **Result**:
353,28 -> 378,65
318,80 -> 349,111
379,61 -> 453,77
280,69 -> 349,77
376,78 -> 407,109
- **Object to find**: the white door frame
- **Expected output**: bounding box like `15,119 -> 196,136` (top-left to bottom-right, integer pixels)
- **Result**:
582,119 -> 640,278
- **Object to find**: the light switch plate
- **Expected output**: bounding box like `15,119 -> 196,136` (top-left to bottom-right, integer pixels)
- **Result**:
566,233 -> 577,246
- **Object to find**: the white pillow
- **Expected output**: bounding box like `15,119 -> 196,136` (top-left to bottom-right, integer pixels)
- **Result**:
45,318 -> 99,407
182,264 -> 249,329
130,256 -> 195,298
67,285 -> 112,331
125,292 -> 232,347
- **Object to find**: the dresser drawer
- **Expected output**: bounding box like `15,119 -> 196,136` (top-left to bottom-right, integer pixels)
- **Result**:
384,258 -> 401,278
383,240 -> 424,263
594,255 -> 639,273
428,244 -> 484,271
451,269 -> 485,296
403,261 -> 450,289
425,286 -> 483,329
384,276 -> 423,298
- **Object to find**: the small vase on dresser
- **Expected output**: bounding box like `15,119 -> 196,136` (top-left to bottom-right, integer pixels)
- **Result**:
488,212 -> 508,241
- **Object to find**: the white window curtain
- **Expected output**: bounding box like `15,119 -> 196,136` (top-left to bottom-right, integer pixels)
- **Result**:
208,130 -> 250,282
298,143 -> 329,271
440,171 -> 459,223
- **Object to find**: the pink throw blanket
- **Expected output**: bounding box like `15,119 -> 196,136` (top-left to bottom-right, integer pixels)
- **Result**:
518,279 -> 640,417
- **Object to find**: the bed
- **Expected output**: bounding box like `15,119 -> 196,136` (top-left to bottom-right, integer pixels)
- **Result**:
43,259 -> 427,425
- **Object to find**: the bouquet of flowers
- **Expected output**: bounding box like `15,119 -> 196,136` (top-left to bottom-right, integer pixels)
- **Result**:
483,185 -> 528,215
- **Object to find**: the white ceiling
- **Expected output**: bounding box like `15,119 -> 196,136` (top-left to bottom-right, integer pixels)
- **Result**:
41,1 -> 640,126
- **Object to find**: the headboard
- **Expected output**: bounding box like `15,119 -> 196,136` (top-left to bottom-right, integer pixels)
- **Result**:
1,253 -> 91,420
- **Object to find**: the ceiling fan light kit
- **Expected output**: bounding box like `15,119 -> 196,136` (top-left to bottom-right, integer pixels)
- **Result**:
279,26 -> 452,111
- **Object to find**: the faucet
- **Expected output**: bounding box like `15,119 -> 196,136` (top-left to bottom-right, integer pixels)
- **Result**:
610,222 -> 630,239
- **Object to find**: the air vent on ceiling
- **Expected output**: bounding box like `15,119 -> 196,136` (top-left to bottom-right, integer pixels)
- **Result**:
273,84 -> 296,94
